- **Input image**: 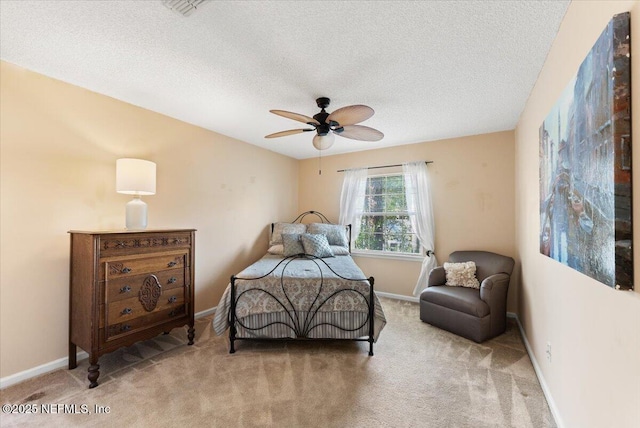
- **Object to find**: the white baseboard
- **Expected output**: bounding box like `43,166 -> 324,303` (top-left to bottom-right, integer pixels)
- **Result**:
508,313 -> 564,428
0,308 -> 217,390
375,291 -> 419,303
195,306 -> 216,318
0,350 -> 90,390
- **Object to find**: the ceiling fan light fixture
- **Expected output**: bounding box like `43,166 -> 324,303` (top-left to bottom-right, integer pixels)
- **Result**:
312,133 -> 335,150
266,97 -> 383,152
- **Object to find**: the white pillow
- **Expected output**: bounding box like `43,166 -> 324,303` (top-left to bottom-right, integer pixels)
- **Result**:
267,244 -> 283,255
444,261 -> 480,289
330,245 -> 350,255
268,243 -> 348,256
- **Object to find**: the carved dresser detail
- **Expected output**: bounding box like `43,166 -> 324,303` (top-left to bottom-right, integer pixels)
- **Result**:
68,229 -> 196,388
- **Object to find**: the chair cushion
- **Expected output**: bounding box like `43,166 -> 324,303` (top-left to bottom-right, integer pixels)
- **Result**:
420,286 -> 490,318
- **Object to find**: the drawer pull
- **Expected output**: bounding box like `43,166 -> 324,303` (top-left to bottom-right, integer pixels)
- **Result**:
119,285 -> 132,294
121,308 -> 132,315
168,261 -> 177,267
169,310 -> 176,317
168,296 -> 178,303
121,267 -> 132,274
168,277 -> 177,284
121,324 -> 131,332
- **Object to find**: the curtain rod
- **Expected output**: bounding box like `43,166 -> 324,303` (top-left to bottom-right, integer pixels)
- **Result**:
337,161 -> 433,173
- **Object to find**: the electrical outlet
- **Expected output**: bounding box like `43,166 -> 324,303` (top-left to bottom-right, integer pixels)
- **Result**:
546,342 -> 552,363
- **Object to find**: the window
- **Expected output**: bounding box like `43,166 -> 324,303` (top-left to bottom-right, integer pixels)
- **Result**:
354,173 -> 421,256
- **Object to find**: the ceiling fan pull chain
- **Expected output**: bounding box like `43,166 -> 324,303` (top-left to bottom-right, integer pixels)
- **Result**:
318,150 -> 322,175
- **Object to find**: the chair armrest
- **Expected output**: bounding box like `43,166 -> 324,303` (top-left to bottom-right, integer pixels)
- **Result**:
428,266 -> 446,287
479,273 -> 510,308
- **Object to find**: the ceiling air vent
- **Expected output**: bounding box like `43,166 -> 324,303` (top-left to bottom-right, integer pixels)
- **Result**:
162,0 -> 208,17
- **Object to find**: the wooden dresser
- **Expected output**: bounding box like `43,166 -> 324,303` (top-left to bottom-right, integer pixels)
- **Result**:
68,229 -> 195,388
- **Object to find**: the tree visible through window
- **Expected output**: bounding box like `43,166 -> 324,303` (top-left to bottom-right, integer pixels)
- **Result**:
354,174 -> 421,255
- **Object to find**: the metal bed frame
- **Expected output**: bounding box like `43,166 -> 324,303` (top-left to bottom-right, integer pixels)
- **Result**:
228,211 -> 376,356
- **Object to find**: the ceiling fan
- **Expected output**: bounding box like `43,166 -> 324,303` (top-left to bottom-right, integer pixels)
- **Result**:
265,97 -> 384,150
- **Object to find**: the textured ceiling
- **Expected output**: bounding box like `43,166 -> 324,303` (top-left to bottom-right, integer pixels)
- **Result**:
0,0 -> 569,159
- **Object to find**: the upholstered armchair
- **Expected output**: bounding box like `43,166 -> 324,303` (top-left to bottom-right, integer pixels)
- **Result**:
419,251 -> 515,343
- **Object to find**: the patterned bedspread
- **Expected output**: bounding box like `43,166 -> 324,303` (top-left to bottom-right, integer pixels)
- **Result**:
212,254 -> 386,340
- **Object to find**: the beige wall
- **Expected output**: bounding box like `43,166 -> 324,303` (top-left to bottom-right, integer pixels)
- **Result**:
514,1 -> 640,427
0,61 -> 299,379
298,131 -> 516,305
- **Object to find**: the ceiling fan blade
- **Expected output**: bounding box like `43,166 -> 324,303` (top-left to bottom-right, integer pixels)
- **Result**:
326,105 -> 374,126
265,129 -> 313,138
335,125 -> 384,141
270,110 -> 320,126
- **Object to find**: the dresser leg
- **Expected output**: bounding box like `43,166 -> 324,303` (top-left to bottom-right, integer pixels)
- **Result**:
187,325 -> 195,345
88,357 -> 100,389
69,342 -> 77,369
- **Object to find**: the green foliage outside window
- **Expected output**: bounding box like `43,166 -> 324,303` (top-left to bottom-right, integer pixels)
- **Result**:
355,174 -> 421,254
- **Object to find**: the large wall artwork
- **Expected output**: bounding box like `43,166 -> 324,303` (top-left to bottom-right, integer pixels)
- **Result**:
539,12 -> 632,290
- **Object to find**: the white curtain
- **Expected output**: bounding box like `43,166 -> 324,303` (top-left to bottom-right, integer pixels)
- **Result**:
339,168 -> 368,246
403,161 -> 437,296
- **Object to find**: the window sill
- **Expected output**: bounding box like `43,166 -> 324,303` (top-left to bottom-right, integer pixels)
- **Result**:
351,251 -> 424,262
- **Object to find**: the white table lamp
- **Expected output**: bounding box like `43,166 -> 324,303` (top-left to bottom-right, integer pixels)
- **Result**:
116,158 -> 156,230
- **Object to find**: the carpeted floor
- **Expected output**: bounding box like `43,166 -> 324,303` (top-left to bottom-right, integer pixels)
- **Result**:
0,298 -> 555,427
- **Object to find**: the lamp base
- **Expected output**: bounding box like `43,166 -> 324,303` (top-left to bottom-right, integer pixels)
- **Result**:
125,196 -> 148,230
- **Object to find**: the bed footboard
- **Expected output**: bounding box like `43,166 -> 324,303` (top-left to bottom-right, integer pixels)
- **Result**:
228,255 -> 376,356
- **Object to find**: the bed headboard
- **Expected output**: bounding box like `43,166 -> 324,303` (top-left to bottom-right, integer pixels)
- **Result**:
270,211 -> 352,252
290,210 -> 330,224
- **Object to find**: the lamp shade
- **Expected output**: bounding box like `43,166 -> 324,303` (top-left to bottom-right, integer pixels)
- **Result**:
312,133 -> 335,151
116,158 -> 156,195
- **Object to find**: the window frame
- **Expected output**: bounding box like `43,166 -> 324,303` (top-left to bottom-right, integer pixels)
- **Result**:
351,172 -> 425,261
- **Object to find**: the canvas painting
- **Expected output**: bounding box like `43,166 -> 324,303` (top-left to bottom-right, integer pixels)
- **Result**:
539,12 -> 632,290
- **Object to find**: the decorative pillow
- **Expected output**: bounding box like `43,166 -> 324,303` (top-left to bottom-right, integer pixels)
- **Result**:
444,261 -> 480,289
307,223 -> 349,247
269,222 -> 307,246
301,233 -> 334,258
267,244 -> 284,255
330,245 -> 350,255
282,233 -> 305,257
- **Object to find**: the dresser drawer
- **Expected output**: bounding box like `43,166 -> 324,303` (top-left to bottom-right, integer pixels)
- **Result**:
104,305 -> 187,341
106,288 -> 185,327
99,232 -> 192,258
102,251 -> 188,281
105,268 -> 187,303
